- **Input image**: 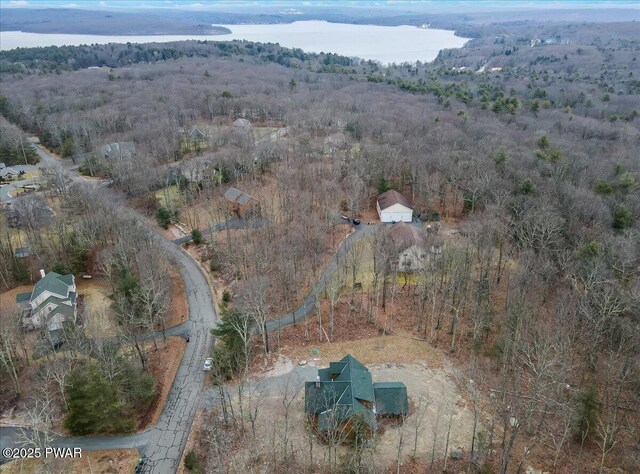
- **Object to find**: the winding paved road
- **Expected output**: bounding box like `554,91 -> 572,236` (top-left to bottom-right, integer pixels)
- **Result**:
2,145 -> 217,473
0,142 -> 380,472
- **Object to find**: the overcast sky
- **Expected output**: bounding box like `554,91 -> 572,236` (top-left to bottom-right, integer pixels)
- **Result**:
2,0 -> 639,11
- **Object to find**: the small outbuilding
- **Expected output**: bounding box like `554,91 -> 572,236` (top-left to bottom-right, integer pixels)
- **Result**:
15,247 -> 31,258
376,189 -> 413,223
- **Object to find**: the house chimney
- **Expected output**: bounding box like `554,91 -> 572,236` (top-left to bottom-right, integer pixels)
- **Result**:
39,269 -> 46,279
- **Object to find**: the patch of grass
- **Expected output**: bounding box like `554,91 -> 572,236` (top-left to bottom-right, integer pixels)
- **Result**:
283,335 -> 443,367
154,185 -> 182,209
350,238 -> 426,290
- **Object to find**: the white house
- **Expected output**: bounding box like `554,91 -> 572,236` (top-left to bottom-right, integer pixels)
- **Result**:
376,189 -> 413,223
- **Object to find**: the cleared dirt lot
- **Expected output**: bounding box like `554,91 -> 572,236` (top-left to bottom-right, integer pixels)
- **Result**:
221,337 -> 480,472
77,277 -> 117,339
0,284 -> 32,316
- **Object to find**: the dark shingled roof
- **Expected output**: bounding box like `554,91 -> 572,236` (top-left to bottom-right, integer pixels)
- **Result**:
17,272 -> 76,333
305,354 -> 408,434
373,382 -> 409,415
377,189 -> 413,211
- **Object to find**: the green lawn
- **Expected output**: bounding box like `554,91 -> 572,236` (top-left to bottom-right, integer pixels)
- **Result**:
338,237 -> 426,293
155,185 -> 182,209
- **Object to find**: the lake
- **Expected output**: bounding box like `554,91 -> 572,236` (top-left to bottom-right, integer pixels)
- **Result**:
0,21 -> 469,64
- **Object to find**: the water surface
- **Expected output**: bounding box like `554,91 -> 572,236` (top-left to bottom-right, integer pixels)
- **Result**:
0,21 -> 469,64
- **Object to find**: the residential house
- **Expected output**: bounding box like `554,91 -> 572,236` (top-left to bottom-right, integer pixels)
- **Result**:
180,127 -> 207,151
223,187 -> 260,217
177,155 -> 220,185
233,118 -> 251,130
376,189 -> 413,223
16,271 -> 78,343
386,222 -> 442,272
0,166 -> 19,181
99,142 -> 135,161
305,354 -> 408,440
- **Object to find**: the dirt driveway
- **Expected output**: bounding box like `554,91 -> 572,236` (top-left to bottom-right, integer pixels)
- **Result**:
221,345 -> 480,472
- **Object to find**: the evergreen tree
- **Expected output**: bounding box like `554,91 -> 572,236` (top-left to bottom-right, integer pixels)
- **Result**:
64,364 -> 132,435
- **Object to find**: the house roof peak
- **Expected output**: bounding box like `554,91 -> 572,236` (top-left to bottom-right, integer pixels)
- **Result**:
377,189 -> 412,211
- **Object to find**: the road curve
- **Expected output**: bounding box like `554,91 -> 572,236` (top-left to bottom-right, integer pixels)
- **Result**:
1,142 -> 380,473
1,144 -> 218,474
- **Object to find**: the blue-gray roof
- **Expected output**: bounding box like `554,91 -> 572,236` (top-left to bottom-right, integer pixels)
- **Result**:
31,271 -> 72,300
224,187 -> 257,205
99,142 -> 135,159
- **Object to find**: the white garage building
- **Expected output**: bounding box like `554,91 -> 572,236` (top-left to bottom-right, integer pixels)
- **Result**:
376,189 -> 414,223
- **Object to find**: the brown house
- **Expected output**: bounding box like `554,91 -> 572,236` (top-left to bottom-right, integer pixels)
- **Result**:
223,187 -> 260,218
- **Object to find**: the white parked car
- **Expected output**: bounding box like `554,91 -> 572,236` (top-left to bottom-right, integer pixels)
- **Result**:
203,357 -> 213,371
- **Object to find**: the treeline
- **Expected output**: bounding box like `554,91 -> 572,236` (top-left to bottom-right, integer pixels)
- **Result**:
0,40 -> 348,74
0,116 -> 38,166
5,19 -> 636,127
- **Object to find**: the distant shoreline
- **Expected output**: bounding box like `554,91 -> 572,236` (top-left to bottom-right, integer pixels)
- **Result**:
0,22 -> 470,65
0,27 -> 232,37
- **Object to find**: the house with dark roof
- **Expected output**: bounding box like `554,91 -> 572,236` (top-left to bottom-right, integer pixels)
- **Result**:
376,189 -> 413,223
305,355 -> 408,440
223,187 -> 260,218
16,271 -> 78,341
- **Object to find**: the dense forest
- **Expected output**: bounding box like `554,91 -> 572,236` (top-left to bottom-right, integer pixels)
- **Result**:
0,17 -> 638,474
